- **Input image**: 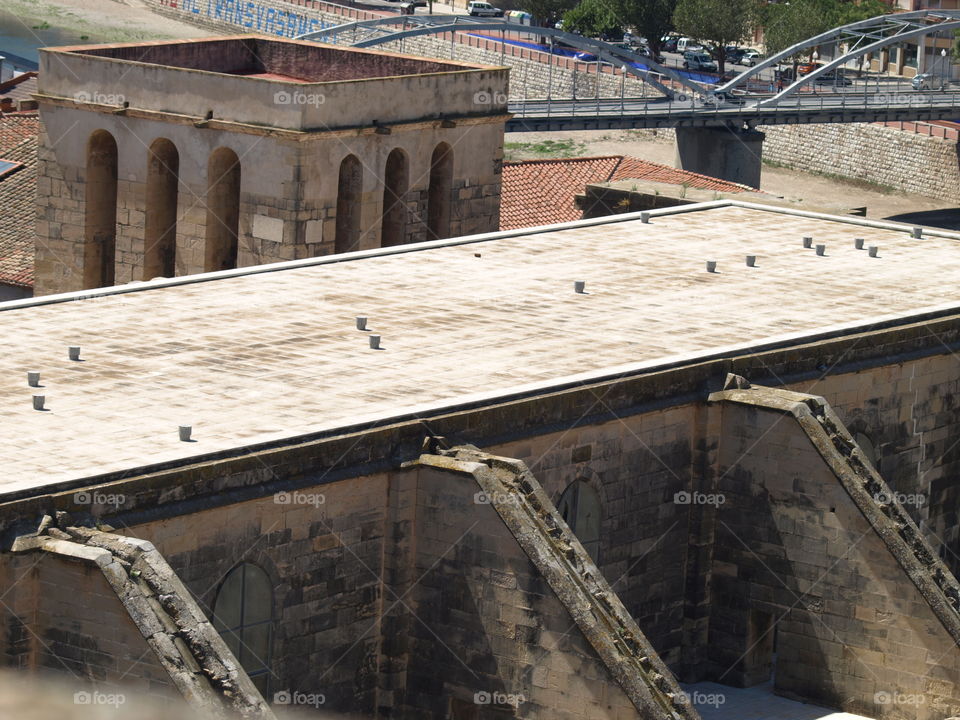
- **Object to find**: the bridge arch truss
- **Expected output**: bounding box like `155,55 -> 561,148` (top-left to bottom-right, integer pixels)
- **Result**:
716,10 -> 960,105
297,16 -> 706,99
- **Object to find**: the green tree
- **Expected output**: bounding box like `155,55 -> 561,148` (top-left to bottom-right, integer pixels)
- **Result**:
761,0 -> 832,79
834,0 -> 888,26
673,0 -> 758,75
762,0 -> 831,58
562,0 -> 623,39
608,0 -> 677,56
763,0 -> 887,78
518,0 -> 577,26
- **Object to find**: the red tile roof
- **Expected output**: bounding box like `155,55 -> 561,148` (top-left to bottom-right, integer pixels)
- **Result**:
0,112 -> 38,289
0,73 -> 38,106
500,155 -> 755,231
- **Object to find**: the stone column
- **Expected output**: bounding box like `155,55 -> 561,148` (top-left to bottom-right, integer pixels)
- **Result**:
674,125 -> 766,189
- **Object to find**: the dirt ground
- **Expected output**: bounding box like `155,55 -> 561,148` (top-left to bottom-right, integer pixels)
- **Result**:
3,0 -> 203,42
506,129 -> 960,225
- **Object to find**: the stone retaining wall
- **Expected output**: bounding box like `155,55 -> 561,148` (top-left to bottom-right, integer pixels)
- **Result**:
762,122 -> 960,202
617,123 -> 960,202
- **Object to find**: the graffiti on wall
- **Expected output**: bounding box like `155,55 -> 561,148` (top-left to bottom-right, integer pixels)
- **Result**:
158,0 -> 330,37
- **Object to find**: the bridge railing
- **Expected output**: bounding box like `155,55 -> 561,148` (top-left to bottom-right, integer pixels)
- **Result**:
506,87 -> 960,122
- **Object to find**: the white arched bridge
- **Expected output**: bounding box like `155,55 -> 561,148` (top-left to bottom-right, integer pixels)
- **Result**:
300,10 -> 960,186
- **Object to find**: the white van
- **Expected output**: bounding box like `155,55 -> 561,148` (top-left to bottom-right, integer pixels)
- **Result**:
468,1 -> 504,16
676,37 -> 702,53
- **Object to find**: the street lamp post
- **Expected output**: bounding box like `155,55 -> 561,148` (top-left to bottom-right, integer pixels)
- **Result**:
811,50 -> 819,93
941,48 -> 948,90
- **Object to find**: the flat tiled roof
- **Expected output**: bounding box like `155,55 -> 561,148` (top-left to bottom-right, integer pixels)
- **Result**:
1,202 -> 958,493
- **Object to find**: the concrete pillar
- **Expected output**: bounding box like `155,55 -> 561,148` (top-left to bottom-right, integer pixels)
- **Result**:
674,125 -> 765,189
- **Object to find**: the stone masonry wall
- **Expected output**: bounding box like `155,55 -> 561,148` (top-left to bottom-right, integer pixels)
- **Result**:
128,471 -> 391,715
1,552 -> 176,702
34,106 -> 503,294
779,354 -> 960,582
490,403 -> 695,673
47,461 -> 677,719
622,123 -> 960,203
385,461 -> 653,719
761,122 -> 960,203
711,396 -> 960,719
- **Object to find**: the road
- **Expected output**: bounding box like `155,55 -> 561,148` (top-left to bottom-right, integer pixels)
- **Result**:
507,85 -> 960,130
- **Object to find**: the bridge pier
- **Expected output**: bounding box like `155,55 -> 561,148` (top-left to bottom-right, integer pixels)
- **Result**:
674,125 -> 765,189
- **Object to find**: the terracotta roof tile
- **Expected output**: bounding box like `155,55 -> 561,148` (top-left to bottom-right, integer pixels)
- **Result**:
501,155 -> 755,231
0,73 -> 38,105
0,113 -> 38,289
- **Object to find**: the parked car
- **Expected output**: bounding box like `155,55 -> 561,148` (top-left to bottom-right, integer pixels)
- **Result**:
683,51 -> 717,72
636,44 -> 665,63
797,61 -> 823,75
677,37 -> 703,53
813,71 -> 852,86
739,50 -> 762,66
710,90 -> 748,105
912,72 -> 947,90
726,46 -> 746,63
468,1 -> 503,16
661,35 -> 680,53
613,41 -> 661,63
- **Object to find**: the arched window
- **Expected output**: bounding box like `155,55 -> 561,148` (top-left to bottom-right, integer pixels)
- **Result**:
83,130 -> 118,289
335,154 -> 362,254
427,143 -> 453,241
213,563 -> 273,695
143,138 -> 179,279
380,148 -> 408,248
557,480 -> 601,562
204,147 -> 241,272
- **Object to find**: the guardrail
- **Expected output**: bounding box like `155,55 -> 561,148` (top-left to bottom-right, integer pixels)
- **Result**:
506,88 -> 960,127
882,119 -> 960,139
